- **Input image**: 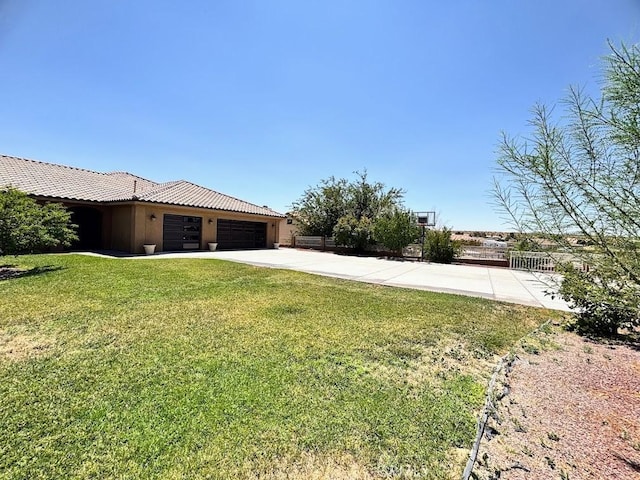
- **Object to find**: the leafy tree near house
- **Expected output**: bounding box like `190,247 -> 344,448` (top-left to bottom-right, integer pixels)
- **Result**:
373,208 -> 421,255
333,214 -> 374,251
0,187 -> 77,255
492,40 -> 640,336
337,171 -> 404,251
292,176 -> 349,237
293,171 -> 408,251
347,171 -> 403,223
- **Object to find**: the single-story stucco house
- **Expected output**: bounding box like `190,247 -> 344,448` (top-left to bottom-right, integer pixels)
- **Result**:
0,154 -> 284,254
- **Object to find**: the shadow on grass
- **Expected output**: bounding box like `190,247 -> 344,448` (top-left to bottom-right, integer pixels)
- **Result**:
0,264 -> 63,281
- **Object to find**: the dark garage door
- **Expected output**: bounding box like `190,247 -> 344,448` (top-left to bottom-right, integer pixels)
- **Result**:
217,219 -> 266,249
163,215 -> 202,251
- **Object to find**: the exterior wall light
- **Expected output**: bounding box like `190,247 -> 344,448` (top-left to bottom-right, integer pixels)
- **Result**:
208,218 -> 213,224
150,213 -> 157,221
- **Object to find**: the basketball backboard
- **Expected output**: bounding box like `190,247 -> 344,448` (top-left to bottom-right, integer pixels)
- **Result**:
417,211 -> 436,227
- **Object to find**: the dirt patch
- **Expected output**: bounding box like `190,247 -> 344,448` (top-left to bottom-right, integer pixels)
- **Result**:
473,327 -> 640,479
364,339 -> 498,389
0,333 -> 52,361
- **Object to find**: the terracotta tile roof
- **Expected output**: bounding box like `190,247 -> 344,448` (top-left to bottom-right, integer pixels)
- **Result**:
0,154 -> 284,217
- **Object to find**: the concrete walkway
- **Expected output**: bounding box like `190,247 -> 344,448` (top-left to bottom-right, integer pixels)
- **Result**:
121,248 -> 571,311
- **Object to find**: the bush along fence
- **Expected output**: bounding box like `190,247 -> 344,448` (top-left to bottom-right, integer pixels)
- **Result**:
293,236 -> 592,272
292,236 -> 416,257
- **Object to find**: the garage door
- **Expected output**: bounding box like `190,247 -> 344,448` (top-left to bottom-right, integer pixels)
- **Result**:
217,219 -> 267,249
163,214 -> 202,251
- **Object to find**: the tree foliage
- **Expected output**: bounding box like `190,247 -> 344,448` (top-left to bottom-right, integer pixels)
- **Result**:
293,171 -> 414,252
0,187 -> 78,255
292,176 -> 349,237
346,171 -> 403,222
492,41 -> 640,335
373,209 -> 420,255
333,214 -> 374,251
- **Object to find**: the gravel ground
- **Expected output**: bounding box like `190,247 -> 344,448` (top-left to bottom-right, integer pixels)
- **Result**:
472,325 -> 640,479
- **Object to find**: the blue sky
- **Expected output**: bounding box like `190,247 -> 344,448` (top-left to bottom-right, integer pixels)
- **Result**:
1,1 -> 638,230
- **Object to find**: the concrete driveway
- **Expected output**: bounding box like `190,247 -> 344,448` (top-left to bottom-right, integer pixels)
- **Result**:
128,248 -> 571,311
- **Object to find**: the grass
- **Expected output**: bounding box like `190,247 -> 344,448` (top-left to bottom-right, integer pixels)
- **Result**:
0,254 -> 560,479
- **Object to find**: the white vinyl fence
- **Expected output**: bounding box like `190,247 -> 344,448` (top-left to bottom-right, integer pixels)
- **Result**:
509,251 -> 591,272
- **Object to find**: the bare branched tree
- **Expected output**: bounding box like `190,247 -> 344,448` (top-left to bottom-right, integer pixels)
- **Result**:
493,41 -> 640,335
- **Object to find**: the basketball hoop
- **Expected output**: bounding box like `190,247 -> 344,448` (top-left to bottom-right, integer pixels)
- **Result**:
416,211 -> 436,262
417,211 -> 436,227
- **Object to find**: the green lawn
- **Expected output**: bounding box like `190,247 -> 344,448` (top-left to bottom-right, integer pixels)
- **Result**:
0,255 -> 558,479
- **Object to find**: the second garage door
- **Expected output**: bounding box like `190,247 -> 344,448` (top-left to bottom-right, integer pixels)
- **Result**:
217,219 -> 267,249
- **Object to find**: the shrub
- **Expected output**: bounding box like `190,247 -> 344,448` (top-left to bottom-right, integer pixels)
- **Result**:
558,264 -> 639,336
0,187 -> 77,255
333,214 -> 374,251
373,209 -> 420,255
423,228 -> 461,263
492,41 -> 640,336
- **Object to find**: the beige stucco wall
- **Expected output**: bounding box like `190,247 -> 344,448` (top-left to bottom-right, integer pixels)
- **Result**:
278,218 -> 298,245
110,205 -> 133,251
131,203 -> 281,253
33,197 -> 281,253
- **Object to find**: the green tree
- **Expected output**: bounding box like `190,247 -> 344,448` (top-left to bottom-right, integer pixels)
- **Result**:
334,171 -> 404,250
292,176 -> 349,236
0,187 -> 77,255
333,214 -> 374,251
373,208 -> 420,255
347,171 -> 403,221
292,171 -> 406,250
423,228 -> 461,264
492,41 -> 640,336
